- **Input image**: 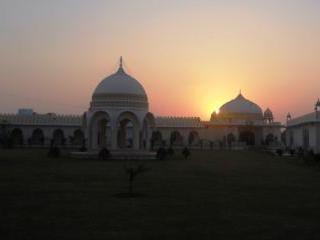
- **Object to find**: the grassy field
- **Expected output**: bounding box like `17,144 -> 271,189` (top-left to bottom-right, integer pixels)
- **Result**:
1,149 -> 320,240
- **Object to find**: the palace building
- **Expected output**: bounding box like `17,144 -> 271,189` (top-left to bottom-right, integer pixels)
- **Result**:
286,99 -> 320,154
0,58 -> 282,151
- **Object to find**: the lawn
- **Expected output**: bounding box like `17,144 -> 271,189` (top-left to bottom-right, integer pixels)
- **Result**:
1,149 -> 320,240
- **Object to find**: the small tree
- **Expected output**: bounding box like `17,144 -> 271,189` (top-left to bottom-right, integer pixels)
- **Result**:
182,147 -> 191,159
124,164 -> 150,197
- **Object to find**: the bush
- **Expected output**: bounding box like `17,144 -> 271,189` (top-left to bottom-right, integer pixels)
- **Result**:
48,147 -> 60,158
99,148 -> 110,160
156,147 -> 167,160
79,145 -> 87,152
182,147 -> 191,159
314,154 -> 320,163
167,147 -> 174,156
289,149 -> 295,156
276,149 -> 283,156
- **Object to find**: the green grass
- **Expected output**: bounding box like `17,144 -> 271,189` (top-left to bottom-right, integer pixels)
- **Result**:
1,149 -> 320,240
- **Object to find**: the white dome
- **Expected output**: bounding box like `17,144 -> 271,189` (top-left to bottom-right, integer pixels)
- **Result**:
93,66 -> 147,96
219,93 -> 263,115
90,58 -> 148,110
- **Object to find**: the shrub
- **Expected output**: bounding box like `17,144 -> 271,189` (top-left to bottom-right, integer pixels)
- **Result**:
314,154 -> 320,163
276,149 -> 283,156
167,147 -> 174,156
289,149 -> 295,156
182,147 -> 191,159
99,148 -> 110,160
156,147 -> 167,160
48,147 -> 60,158
79,145 -> 87,152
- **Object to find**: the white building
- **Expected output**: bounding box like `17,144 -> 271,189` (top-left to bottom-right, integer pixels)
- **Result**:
0,58 -> 282,151
286,99 -> 320,153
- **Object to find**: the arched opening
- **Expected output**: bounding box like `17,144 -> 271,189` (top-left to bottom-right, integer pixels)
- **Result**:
239,131 -> 255,146
97,119 -> 110,148
151,131 -> 162,146
52,129 -> 65,146
73,129 -> 84,146
226,133 -> 235,147
89,111 -> 111,149
31,129 -> 44,145
265,134 -> 274,145
188,131 -> 199,146
11,128 -> 24,146
117,120 -> 133,149
170,131 -> 183,146
116,111 -> 140,150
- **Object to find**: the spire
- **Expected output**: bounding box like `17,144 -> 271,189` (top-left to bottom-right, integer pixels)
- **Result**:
315,98 -> 320,111
119,56 -> 123,69
287,112 -> 291,121
116,56 -> 125,74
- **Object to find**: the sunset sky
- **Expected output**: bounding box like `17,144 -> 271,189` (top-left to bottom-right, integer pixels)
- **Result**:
1,0 -> 319,122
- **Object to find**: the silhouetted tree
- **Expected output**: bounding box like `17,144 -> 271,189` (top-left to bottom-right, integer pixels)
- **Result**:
124,164 -> 150,196
182,147 -> 190,159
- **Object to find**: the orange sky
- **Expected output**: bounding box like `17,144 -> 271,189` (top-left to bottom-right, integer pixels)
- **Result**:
0,1 -> 319,123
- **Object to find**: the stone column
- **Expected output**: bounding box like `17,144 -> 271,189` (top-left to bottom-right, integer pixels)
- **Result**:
110,120 -> 118,150
133,127 -> 140,150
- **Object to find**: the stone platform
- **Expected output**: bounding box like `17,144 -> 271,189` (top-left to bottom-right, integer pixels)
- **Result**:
71,150 -> 157,160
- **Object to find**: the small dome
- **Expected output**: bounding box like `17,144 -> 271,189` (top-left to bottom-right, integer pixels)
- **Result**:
219,93 -> 263,116
264,108 -> 273,118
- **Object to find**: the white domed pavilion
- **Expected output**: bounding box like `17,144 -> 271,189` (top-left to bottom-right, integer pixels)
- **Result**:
209,92 -> 280,146
85,57 -> 155,150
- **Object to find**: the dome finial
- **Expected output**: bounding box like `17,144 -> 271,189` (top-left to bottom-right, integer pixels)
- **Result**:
119,56 -> 123,69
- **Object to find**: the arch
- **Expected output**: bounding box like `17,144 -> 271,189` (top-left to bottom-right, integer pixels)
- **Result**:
11,128 -> 24,146
88,111 -> 111,149
143,112 -> 156,128
31,128 -> 44,145
52,129 -> 65,146
239,131 -> 255,146
116,111 -> 140,149
188,131 -> 199,145
170,131 -> 183,146
151,130 -> 163,147
265,133 -> 274,145
226,133 -> 235,147
73,129 -> 84,145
